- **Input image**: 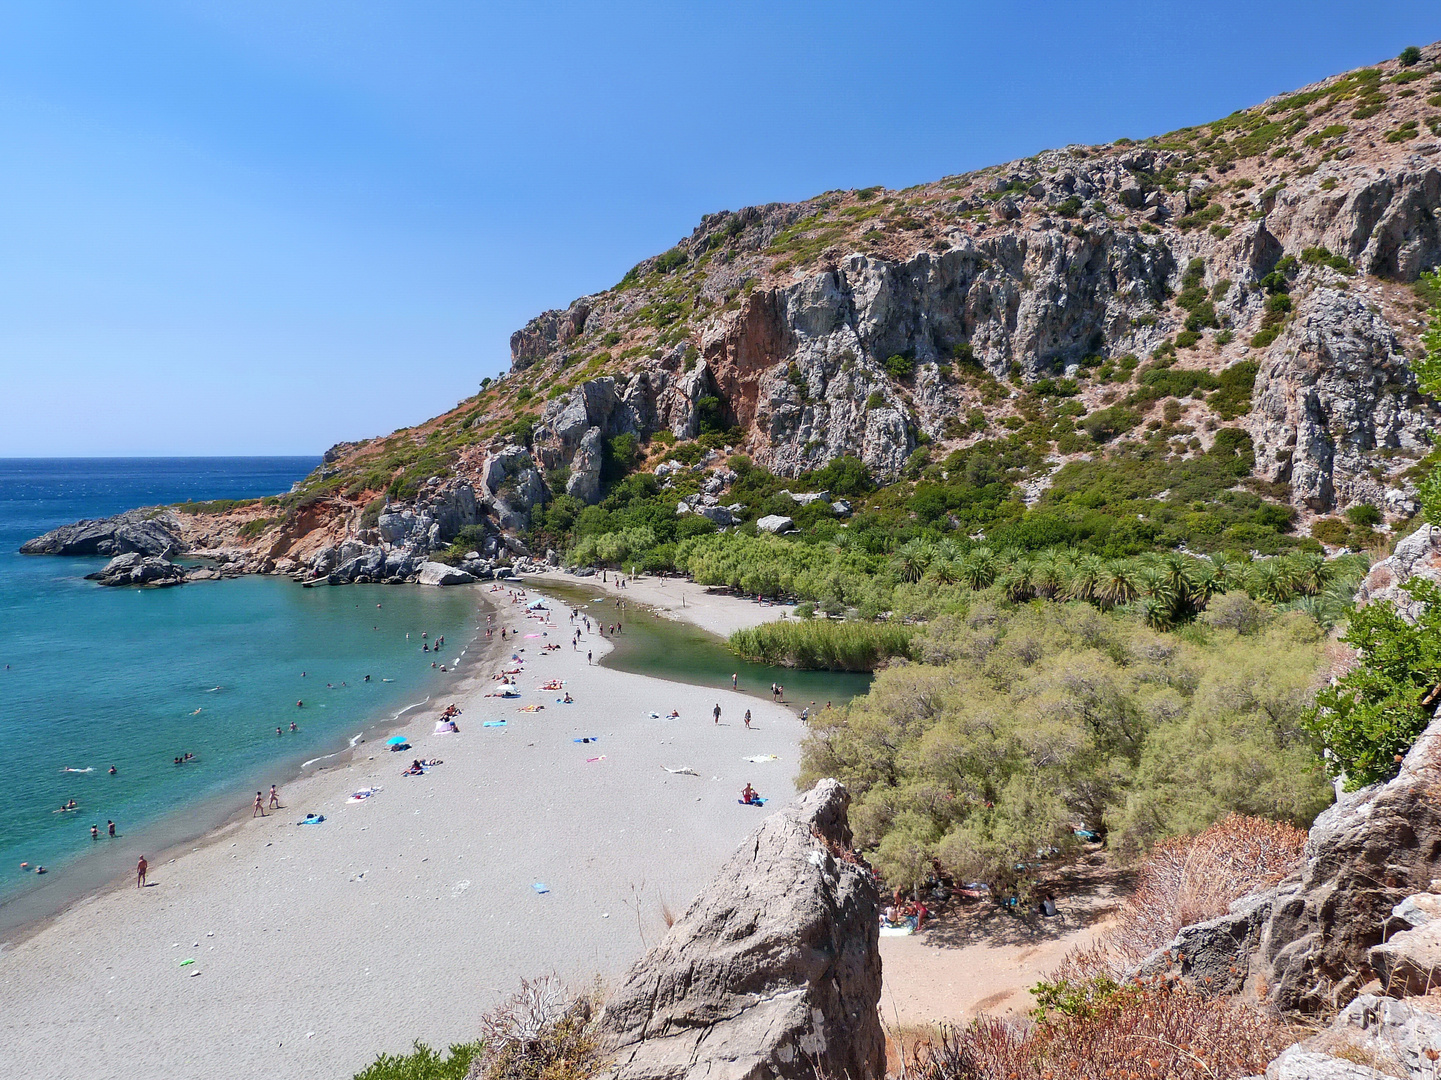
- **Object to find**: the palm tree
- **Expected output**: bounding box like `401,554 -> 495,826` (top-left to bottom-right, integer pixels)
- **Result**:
962,548 -> 998,590
894,539 -> 933,585
929,559 -> 961,586
1291,552 -> 1332,597
1096,559 -> 1140,609
1031,551 -> 1064,599
1065,554 -> 1107,603
1002,555 -> 1036,602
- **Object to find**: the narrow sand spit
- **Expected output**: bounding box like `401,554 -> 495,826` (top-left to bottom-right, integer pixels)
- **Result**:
0,585 -> 804,1080
527,570 -> 794,638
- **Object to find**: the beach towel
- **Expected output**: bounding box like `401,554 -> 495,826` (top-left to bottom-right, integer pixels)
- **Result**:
879,925 -> 914,937
483,720 -> 507,728
519,704 -> 544,712
743,755 -> 779,763
532,882 -> 549,894
586,755 -> 606,763
573,737 -> 599,744
738,797 -> 768,806
347,787 -> 381,803
661,765 -> 698,776
298,814 -> 325,825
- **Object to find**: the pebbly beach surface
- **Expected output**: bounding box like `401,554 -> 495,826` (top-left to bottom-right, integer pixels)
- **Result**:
0,581 -> 806,1080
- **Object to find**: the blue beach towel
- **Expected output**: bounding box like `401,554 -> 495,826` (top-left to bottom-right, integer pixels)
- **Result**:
532,882 -> 549,894
573,737 -> 599,744
483,720 -> 507,728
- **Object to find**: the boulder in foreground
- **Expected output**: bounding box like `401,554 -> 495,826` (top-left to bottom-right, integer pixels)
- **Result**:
417,561 -> 476,586
599,778 -> 883,1080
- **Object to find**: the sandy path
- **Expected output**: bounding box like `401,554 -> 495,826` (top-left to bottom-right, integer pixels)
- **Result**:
527,570 -> 793,639
879,864 -> 1125,1027
0,585 -> 805,1080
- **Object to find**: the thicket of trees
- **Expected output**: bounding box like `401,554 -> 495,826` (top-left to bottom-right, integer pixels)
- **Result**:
799,600 -> 1335,891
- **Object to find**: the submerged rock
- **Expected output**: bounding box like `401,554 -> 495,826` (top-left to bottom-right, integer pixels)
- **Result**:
599,778 -> 884,1080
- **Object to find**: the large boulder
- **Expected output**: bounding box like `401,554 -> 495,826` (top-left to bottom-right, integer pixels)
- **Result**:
22,510 -> 181,558
416,561 -> 476,587
599,779 -> 884,1080
1255,713 -> 1441,1010
1368,921 -> 1441,997
85,552 -> 187,587
756,515 -> 794,534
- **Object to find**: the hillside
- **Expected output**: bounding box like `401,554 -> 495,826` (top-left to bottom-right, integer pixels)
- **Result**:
26,43 -> 1441,585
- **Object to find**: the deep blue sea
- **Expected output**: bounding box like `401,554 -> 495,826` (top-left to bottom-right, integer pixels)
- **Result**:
0,459 -> 479,928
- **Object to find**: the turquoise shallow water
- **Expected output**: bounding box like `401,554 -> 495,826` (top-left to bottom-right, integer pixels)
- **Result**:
0,459 -> 479,922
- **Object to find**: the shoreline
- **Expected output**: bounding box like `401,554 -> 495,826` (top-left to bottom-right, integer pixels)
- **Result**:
1,580 -> 814,1080
0,593 -> 500,947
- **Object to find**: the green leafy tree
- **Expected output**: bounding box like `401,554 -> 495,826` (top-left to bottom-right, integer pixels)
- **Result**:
1305,578 -> 1441,789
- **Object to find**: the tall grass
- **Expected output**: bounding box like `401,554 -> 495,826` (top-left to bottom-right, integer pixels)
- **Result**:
729,620 -> 914,671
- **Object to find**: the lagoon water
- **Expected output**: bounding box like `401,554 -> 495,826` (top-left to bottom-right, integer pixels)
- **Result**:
0,459 -> 478,921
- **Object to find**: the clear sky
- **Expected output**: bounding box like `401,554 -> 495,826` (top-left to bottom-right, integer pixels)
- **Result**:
0,2 -> 1436,456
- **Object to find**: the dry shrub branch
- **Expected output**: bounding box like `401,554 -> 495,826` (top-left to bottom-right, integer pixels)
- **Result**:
471,976 -> 607,1080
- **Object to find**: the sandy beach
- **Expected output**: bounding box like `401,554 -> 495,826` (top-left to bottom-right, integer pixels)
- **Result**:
0,583 -> 806,1080
527,570 -> 794,638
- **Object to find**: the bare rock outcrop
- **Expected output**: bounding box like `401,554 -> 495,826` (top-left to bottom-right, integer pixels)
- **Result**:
1251,715 -> 1441,1011
22,510 -> 181,558
1356,524 -> 1441,622
599,779 -> 884,1080
84,552 -> 187,587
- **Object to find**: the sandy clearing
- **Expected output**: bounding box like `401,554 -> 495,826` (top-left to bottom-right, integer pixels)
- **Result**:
0,584 -> 806,1080
525,570 -> 793,639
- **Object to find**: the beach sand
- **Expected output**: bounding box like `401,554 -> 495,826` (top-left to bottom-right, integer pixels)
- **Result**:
527,570 -> 794,638
0,584 -> 804,1080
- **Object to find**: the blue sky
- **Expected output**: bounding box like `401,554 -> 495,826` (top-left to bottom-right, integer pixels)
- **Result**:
0,2 -> 1436,456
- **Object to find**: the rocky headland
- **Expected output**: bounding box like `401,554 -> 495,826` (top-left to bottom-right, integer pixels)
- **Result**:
22,44 -> 1441,585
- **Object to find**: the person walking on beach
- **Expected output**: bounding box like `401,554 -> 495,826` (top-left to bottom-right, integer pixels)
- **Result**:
269,785 -> 280,809
587,650 -> 592,665
252,791 -> 266,818
744,709 -> 752,729
136,856 -> 147,888
713,703 -> 721,725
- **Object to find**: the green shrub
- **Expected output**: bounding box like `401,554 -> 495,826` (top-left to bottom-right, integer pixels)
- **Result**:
1175,329 -> 1200,348
1399,45 -> 1423,66
1306,576 -> 1441,789
884,353 -> 915,380
654,247 -> 688,273
729,620 -> 913,671
1345,502 -> 1382,526
865,391 -> 886,410
1208,360 -> 1259,420
1311,518 -> 1351,545
1251,327 -> 1280,348
353,1041 -> 482,1080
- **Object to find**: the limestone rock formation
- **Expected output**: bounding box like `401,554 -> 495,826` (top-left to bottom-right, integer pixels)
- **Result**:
599,778 -> 884,1080
23,511 -> 180,558
1356,524 -> 1441,622
85,552 -> 187,587
416,561 -> 476,587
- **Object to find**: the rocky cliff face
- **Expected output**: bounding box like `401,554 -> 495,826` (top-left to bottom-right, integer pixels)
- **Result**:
21,45 -> 1441,578
599,779 -> 884,1080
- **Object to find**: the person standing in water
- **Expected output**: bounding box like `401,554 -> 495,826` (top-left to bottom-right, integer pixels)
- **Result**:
732,673 -> 738,690
107,820 -> 115,837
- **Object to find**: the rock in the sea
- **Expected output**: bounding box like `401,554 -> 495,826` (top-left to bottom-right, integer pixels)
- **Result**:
85,552 -> 187,587
756,514 -> 794,534
599,779 -> 884,1080
416,561 -> 476,587
22,510 -> 181,558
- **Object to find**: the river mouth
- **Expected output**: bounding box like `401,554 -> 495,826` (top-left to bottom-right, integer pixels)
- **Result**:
532,581 -> 873,710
